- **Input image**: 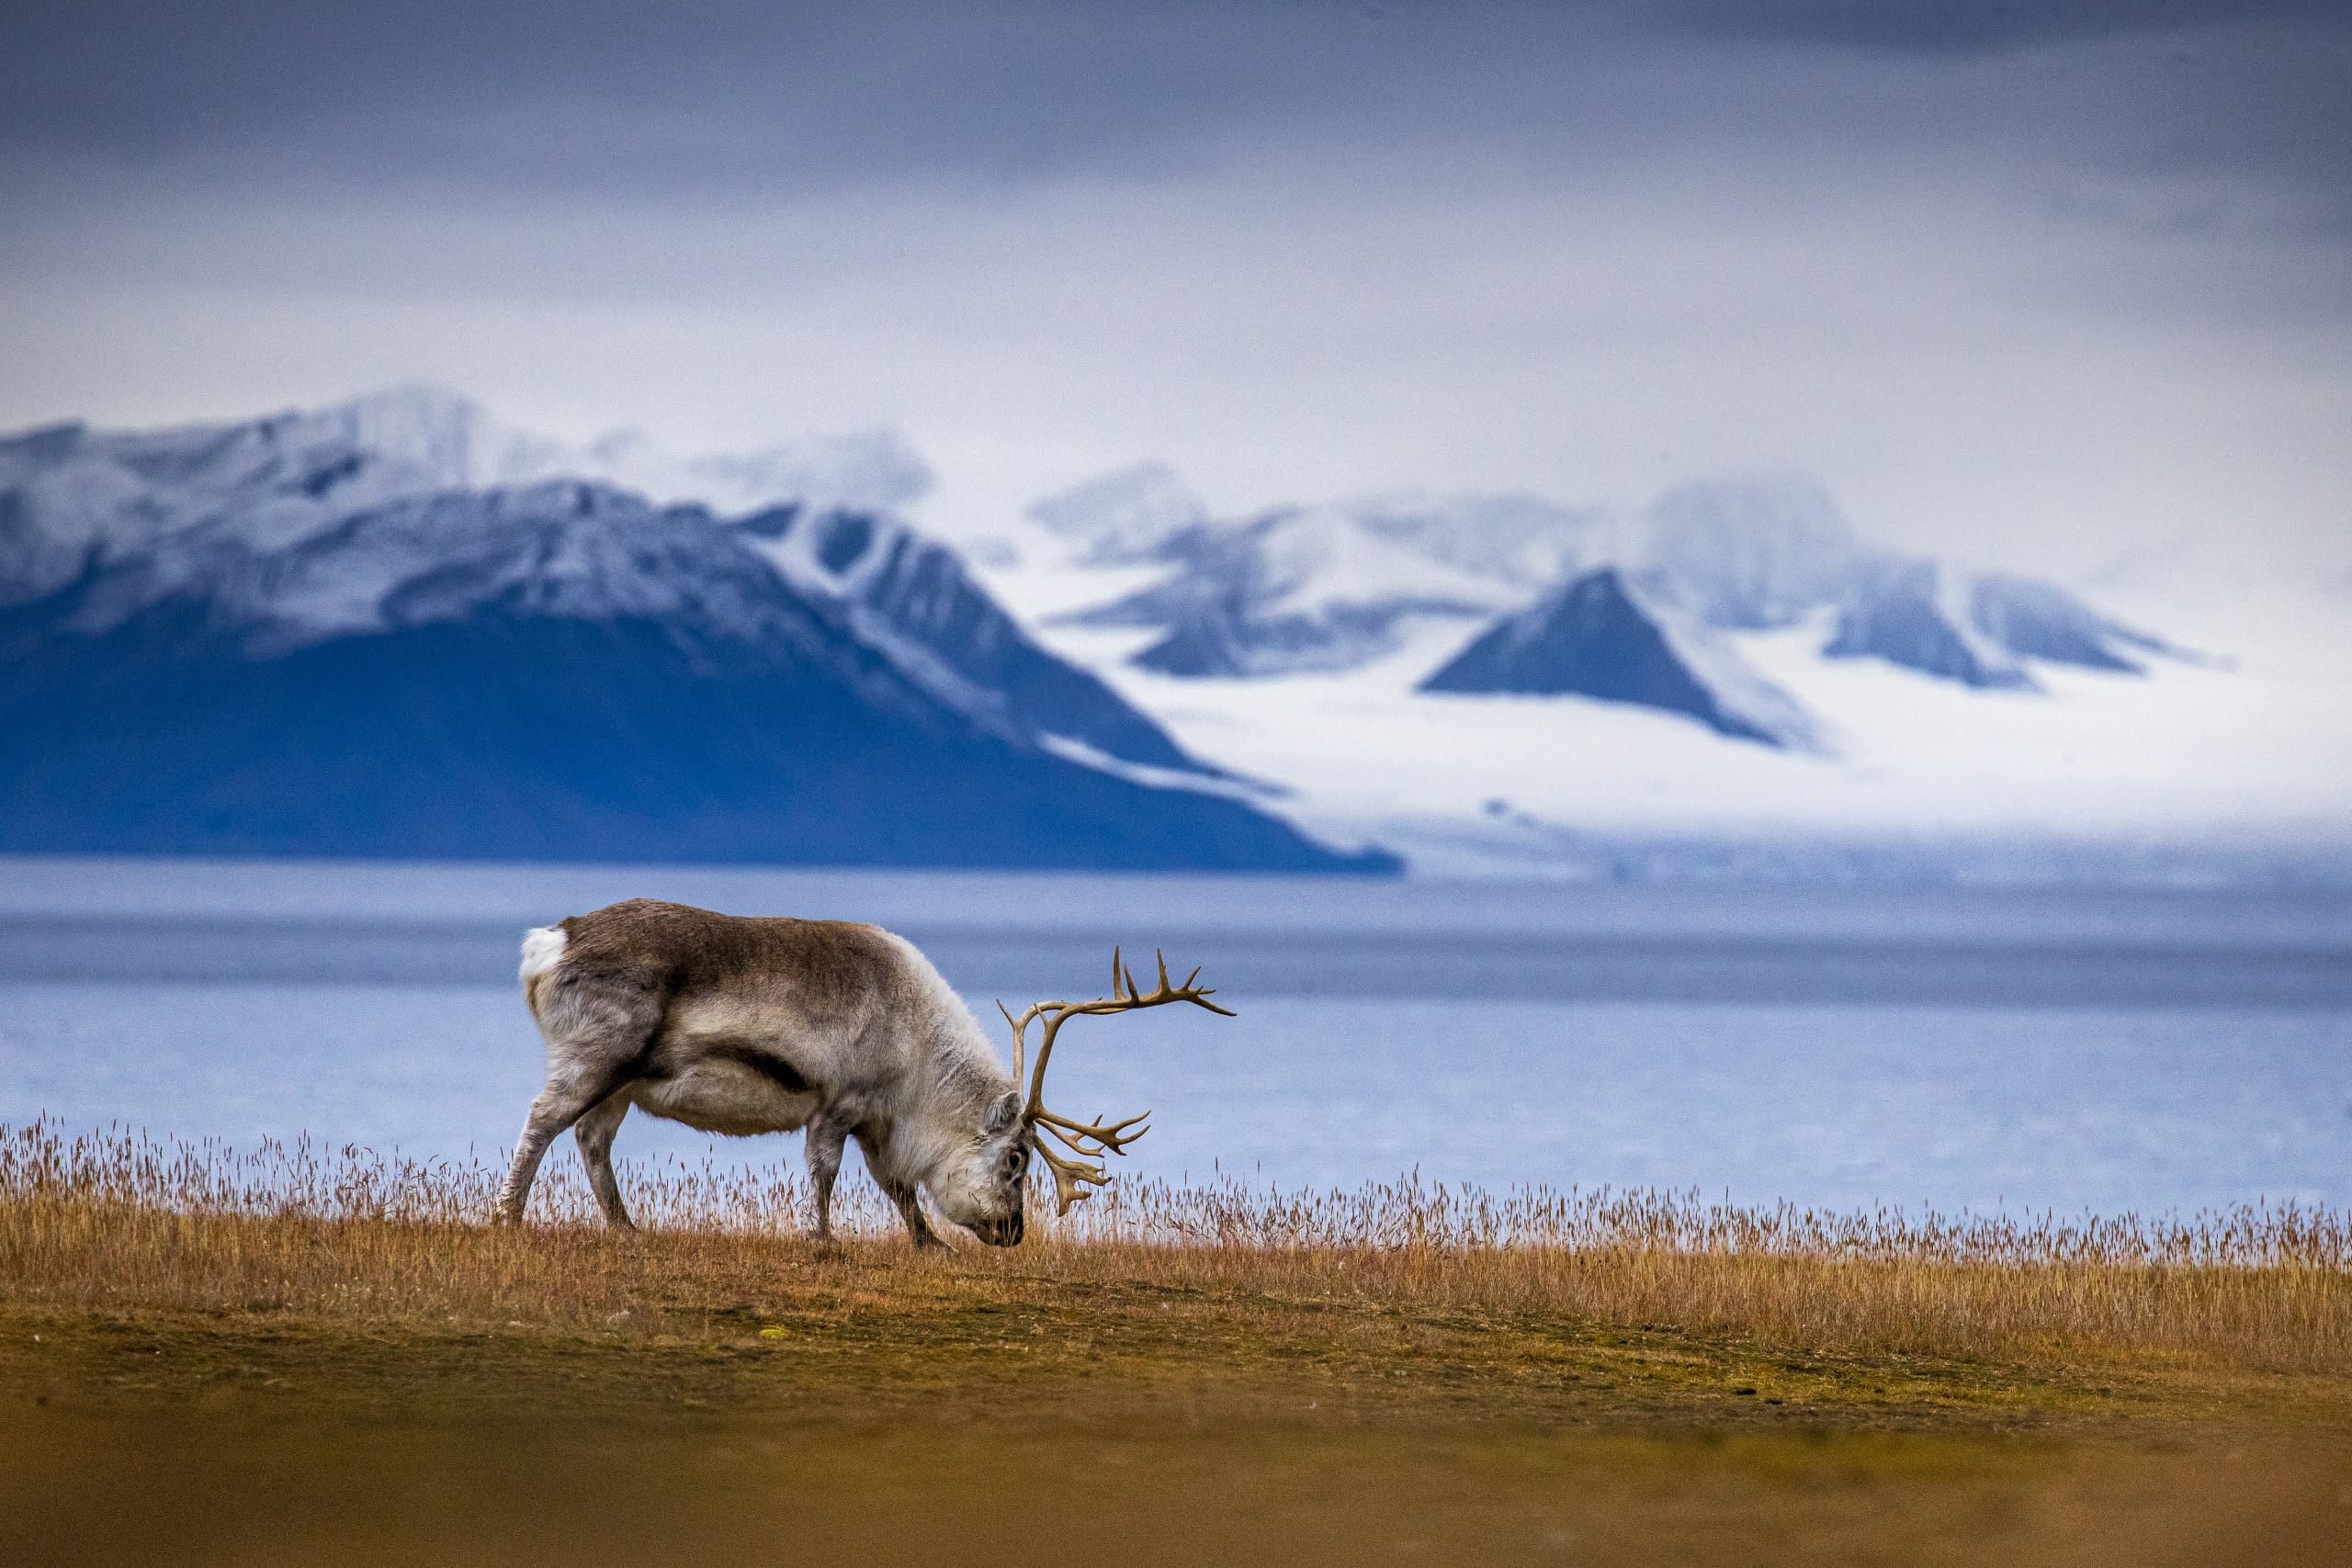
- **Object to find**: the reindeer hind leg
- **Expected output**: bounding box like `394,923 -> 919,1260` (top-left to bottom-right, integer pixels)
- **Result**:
574,1091 -> 637,1231
498,970 -> 660,1224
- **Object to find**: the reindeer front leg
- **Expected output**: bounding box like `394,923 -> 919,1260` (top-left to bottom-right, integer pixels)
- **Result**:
805,1113 -> 849,1242
854,1130 -> 944,1250
883,1177 -> 945,1250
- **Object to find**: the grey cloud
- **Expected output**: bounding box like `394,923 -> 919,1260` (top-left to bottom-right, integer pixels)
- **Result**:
1659,0 -> 2346,55
6,3 -> 2347,215
3,3 -> 1551,177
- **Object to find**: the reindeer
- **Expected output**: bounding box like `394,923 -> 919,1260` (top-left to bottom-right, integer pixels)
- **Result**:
494,898 -> 1231,1245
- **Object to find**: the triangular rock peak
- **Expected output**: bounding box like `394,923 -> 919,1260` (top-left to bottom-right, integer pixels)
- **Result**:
1419,568 -> 1816,748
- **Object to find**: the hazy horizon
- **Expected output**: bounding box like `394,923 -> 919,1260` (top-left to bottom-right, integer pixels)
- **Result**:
6,3 -> 2349,583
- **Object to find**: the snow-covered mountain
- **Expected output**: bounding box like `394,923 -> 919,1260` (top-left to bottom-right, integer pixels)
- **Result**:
1053,490 -> 1601,677
1822,558 -> 2035,690
1637,477 -> 1864,629
0,387 -> 930,600
1635,479 -> 2184,694
1025,462 -> 1211,566
731,500 -> 1212,775
1032,466 -> 2188,740
9,393 -> 2333,882
0,396 -> 1387,870
285,383 -> 933,516
957,462 -> 2348,883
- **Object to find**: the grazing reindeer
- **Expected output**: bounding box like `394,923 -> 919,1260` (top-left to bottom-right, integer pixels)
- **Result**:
495,898 -> 1231,1246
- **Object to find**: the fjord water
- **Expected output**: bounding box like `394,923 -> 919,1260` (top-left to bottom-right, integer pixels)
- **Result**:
2,857 -> 2346,1216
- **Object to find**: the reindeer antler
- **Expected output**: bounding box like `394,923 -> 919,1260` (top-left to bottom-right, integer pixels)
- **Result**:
998,947 -> 1236,1214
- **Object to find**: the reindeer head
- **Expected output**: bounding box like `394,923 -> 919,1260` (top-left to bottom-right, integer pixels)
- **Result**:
929,1083 -> 1031,1247
962,948 -> 1234,1245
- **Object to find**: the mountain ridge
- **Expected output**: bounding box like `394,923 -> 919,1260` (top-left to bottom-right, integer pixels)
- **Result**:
0,398 -> 1387,872
1030,466 -> 2190,744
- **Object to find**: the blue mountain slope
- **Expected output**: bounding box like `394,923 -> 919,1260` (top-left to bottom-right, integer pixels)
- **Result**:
746,504 -> 1210,772
1821,561 -> 2186,690
1967,573 -> 2179,674
1824,561 -> 2034,690
0,475 -> 1389,871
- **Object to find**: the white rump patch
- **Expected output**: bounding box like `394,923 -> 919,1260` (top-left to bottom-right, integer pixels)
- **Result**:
518,926 -> 569,984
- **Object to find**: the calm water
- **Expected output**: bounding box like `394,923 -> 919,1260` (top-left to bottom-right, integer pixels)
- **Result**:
2,857 -> 2347,1215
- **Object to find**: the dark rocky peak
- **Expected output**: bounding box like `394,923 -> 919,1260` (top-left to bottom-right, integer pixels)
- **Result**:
1421,567 -> 1816,748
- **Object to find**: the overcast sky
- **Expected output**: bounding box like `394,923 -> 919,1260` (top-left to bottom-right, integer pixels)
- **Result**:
4,1 -> 2347,579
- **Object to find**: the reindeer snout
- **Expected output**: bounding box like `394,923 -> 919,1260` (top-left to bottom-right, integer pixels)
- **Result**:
978,1213 -> 1024,1247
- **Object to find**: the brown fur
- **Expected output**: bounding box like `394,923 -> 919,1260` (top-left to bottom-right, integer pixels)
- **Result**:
556,898 -> 902,1017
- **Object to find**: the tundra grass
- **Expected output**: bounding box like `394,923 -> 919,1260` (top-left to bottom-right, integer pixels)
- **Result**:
6,1120 -> 2351,1564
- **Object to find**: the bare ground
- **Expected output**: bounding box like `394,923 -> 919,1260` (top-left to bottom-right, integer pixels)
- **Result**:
5,1235 -> 2349,1566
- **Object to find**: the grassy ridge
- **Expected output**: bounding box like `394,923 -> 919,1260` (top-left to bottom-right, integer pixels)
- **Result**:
6,1119 -> 2348,1376
6,1120 -> 2351,1564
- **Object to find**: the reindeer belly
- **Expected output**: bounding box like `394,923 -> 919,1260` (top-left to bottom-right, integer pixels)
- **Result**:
630,1061 -> 817,1137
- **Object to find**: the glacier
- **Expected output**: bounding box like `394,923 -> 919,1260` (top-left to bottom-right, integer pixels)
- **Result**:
958,462 -> 2349,883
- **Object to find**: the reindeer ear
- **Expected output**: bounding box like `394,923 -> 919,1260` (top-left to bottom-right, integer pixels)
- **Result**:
983,1090 -> 1021,1134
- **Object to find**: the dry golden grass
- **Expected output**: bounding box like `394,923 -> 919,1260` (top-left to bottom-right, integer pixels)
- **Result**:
9,1119 -> 2352,1565
5,1116 -> 2348,1383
